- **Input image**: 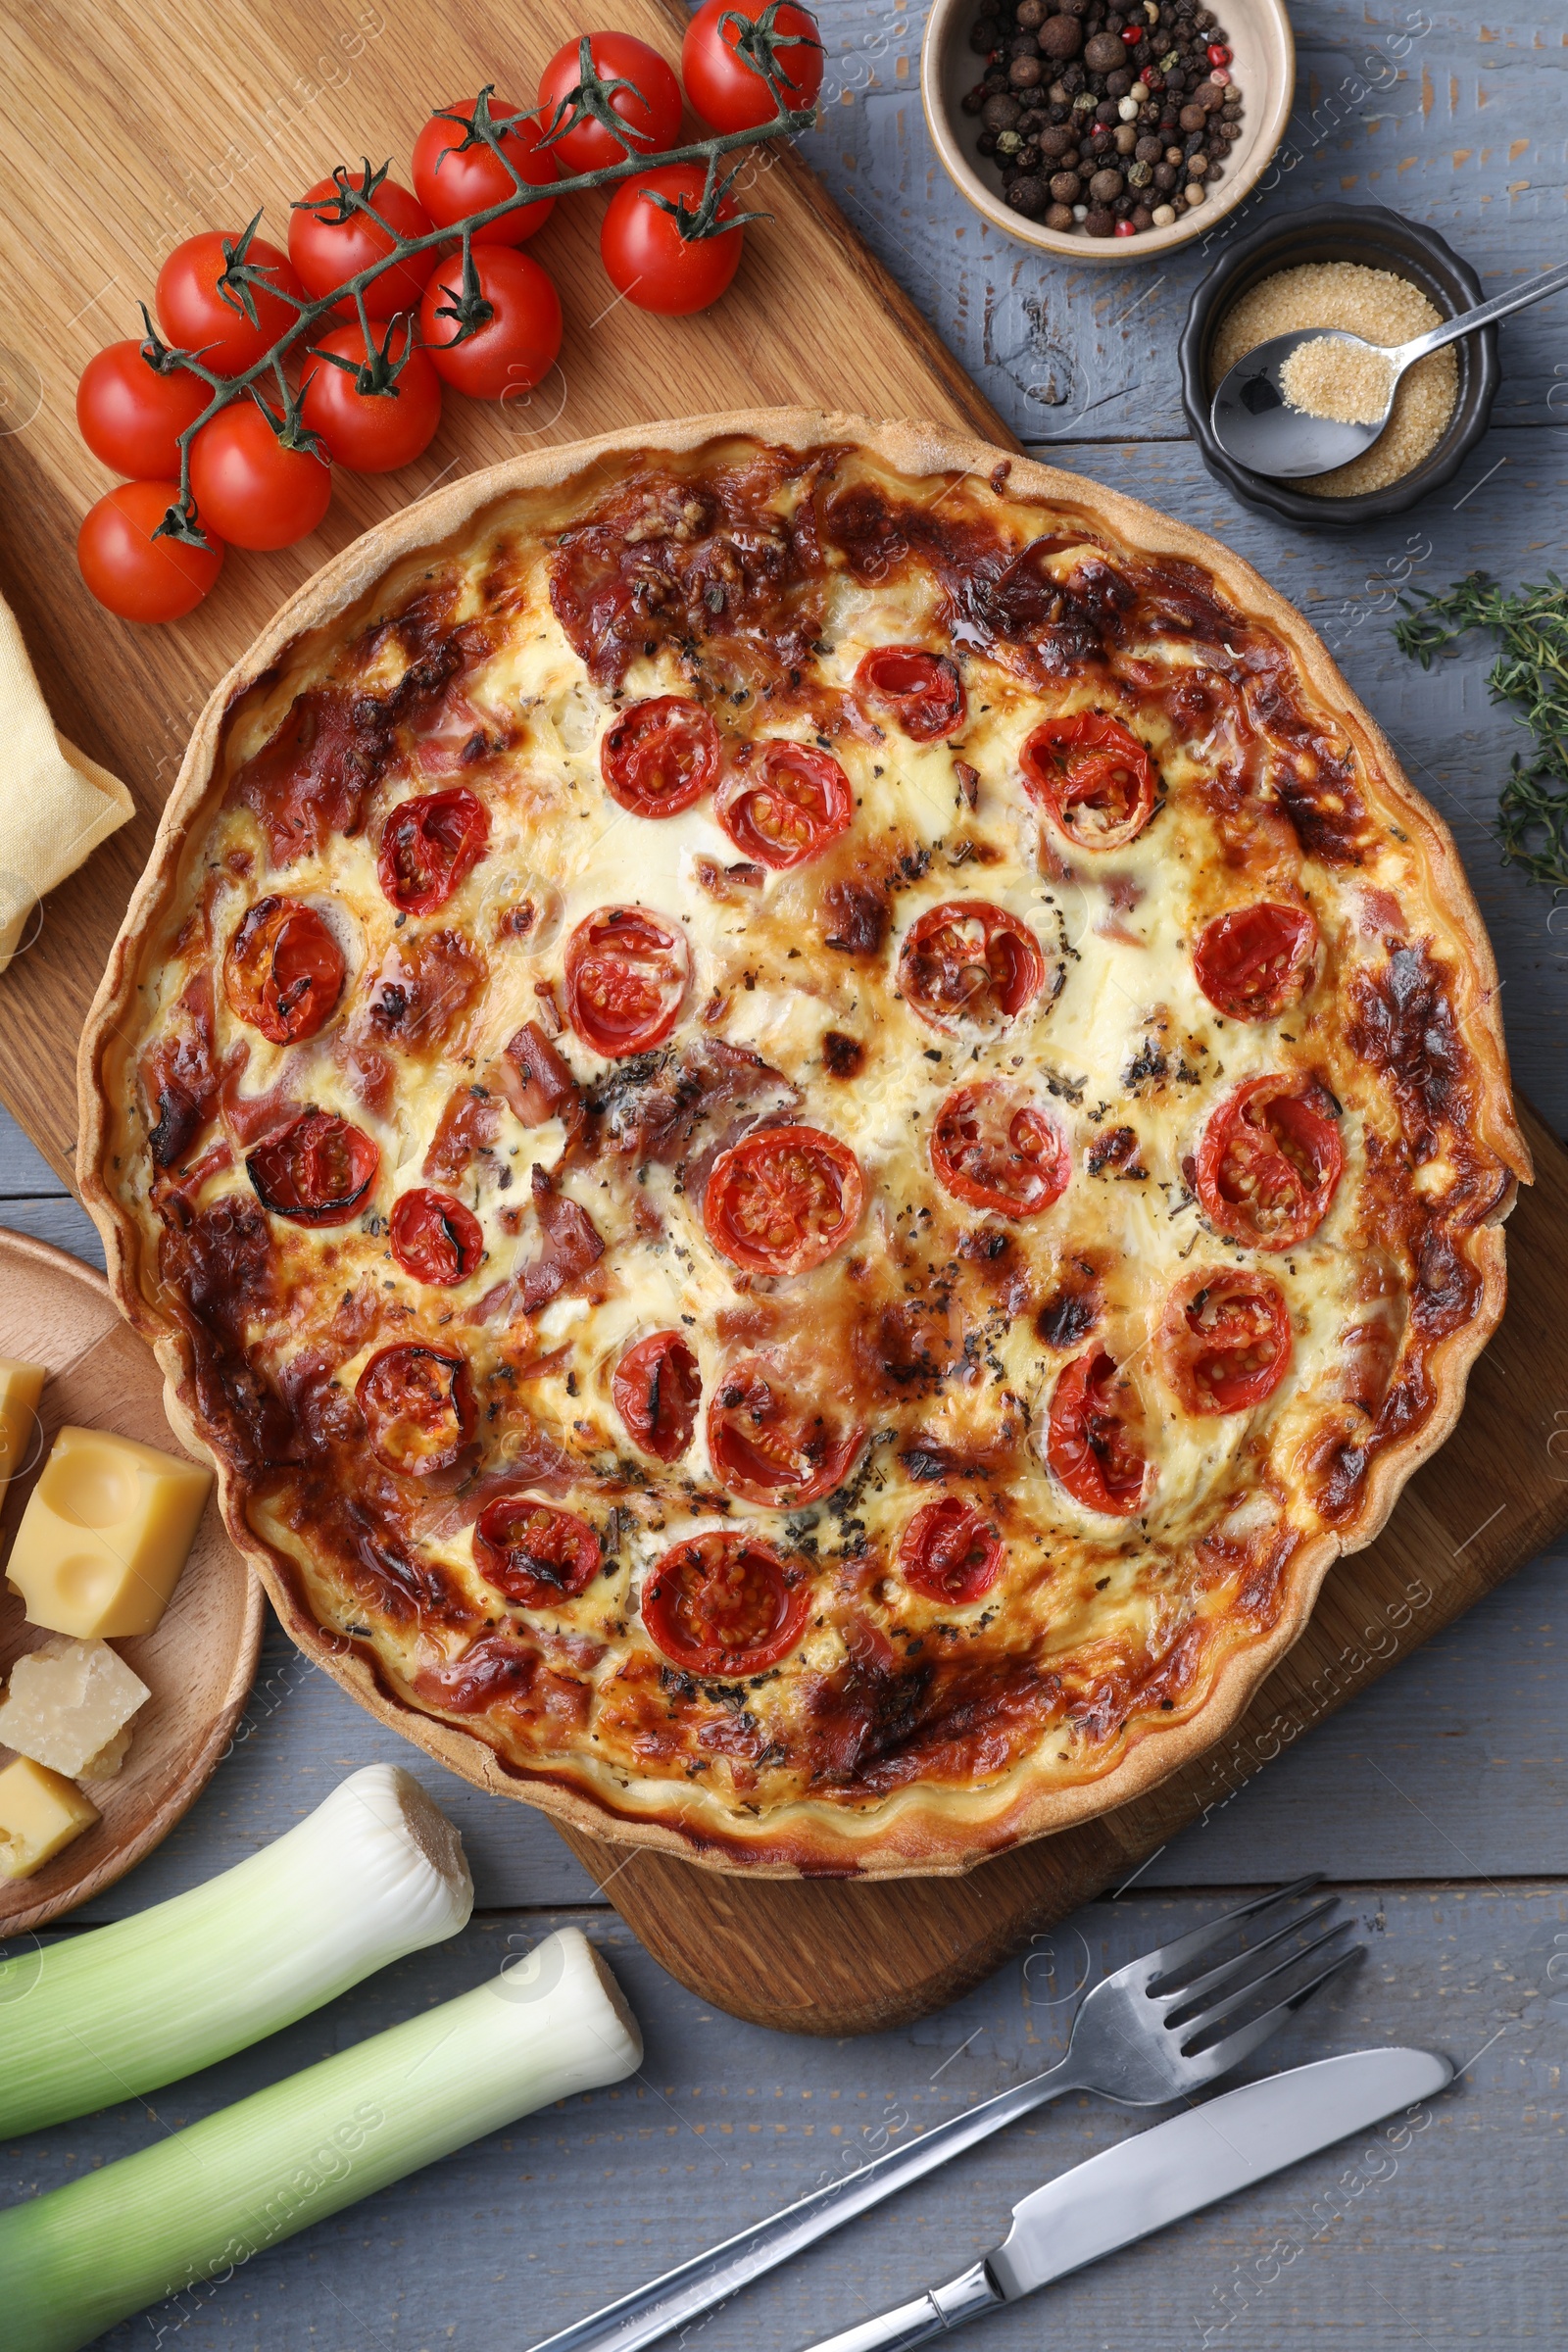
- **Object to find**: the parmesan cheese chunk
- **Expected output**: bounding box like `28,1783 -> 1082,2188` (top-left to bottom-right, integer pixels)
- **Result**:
0,1635 -> 150,1779
0,1755 -> 98,1880
6,1426 -> 212,1639
0,1355 -> 46,1495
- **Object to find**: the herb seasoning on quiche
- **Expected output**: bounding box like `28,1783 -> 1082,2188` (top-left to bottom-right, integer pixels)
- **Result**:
79,415 -> 1528,1877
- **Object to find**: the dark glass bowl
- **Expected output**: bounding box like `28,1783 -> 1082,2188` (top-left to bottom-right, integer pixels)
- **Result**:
1178,202 -> 1499,528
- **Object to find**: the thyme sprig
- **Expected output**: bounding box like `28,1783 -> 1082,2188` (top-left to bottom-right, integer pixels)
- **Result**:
144,42 -> 813,551
1394,570 -> 1568,890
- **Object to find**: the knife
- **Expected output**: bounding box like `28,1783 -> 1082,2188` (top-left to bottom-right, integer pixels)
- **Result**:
793,2047 -> 1451,2352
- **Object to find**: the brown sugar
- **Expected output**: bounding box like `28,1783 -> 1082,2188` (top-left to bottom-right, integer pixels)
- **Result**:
1209,262 -> 1458,497
1279,335 -> 1395,426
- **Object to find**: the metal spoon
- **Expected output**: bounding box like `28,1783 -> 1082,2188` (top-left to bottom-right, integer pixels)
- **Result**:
1210,258 -> 1568,479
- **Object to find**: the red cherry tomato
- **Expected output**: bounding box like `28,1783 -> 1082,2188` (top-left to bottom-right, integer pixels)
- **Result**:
289,172 -> 433,318
564,906 -> 691,1057
299,323 -> 442,474
898,901 -> 1046,1037
222,897 -> 345,1045
600,165 -> 745,317
537,31 -> 684,172
188,401 -> 331,552
707,1355 -> 864,1507
682,0 -> 824,131
1020,713 -> 1157,851
931,1082 -> 1068,1218
247,1107 -> 378,1226
377,788 -> 490,915
418,246 -> 563,401
412,95 -> 559,244
612,1330 -> 702,1463
1196,1076 -> 1346,1252
642,1528 -> 811,1676
704,1125 -> 864,1277
854,646 -> 965,742
389,1189 -> 485,1287
355,1343 -> 474,1477
77,342 -> 210,480
1047,1348 -> 1152,1517
1160,1269 -> 1293,1416
155,231 -> 305,372
77,479 -> 223,624
601,697 -> 719,817
1193,904 -> 1318,1021
472,1495 -> 601,1606
898,1495 -> 1004,1605
715,740 -> 853,868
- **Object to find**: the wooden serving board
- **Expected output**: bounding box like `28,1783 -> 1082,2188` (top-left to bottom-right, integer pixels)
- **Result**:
2,0 -> 1565,2026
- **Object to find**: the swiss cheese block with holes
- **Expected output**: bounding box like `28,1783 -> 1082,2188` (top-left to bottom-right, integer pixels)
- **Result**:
0,1357 -> 46,1496
0,1755 -> 99,1879
6,1426 -> 213,1639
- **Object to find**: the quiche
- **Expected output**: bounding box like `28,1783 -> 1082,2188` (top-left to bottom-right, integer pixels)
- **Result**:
78,413 -> 1528,1877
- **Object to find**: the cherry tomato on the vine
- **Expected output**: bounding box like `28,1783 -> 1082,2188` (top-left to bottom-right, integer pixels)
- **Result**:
537,32 -> 684,173
76,342 -> 210,480
682,0 -> 824,132
77,479 -> 223,623
300,322 -> 442,473
600,164 -> 745,317
418,246 -> 563,401
289,171 -> 434,318
188,401 -> 331,551
412,94 -> 560,244
155,230 -> 305,373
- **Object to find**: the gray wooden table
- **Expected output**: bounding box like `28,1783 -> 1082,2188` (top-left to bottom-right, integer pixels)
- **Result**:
5,3 -> 1567,2344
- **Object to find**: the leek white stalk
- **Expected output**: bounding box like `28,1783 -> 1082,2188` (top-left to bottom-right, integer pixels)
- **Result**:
0,1926 -> 642,2352
0,1763 -> 472,2138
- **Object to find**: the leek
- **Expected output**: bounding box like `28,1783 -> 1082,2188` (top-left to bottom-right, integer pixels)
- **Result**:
0,1763 -> 472,2138
0,1927 -> 642,2352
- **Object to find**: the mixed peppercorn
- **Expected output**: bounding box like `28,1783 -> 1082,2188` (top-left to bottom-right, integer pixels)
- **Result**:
961,0 -> 1245,240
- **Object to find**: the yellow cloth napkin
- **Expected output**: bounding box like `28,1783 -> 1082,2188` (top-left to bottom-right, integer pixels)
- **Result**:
0,590 -> 133,973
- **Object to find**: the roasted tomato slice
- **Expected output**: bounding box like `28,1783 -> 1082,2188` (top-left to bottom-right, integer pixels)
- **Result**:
704,1125 -> 865,1276
389,1188 -> 484,1287
1020,713 -> 1157,851
355,1343 -> 475,1477
1161,1269 -> 1293,1415
898,901 -> 1047,1037
1196,1075 -> 1345,1251
376,787 -> 490,916
1194,903 -> 1318,1021
472,1495 -> 600,1607
931,1082 -> 1069,1218
642,1528 -> 812,1676
898,1495 -> 1004,1604
1046,1348 -> 1152,1517
612,1329 -> 702,1463
246,1108 -> 378,1226
564,906 -> 691,1058
707,1355 -> 865,1507
715,741 -> 853,870
855,646 -> 966,742
601,696 -> 719,818
222,897 -> 345,1046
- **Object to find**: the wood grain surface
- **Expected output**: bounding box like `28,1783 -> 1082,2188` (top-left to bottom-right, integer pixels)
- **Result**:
2,0 -> 1567,2339
0,1230 -> 262,1933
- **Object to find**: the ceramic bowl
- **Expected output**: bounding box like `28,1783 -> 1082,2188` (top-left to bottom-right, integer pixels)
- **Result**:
1178,202 -> 1500,525
920,0 -> 1295,265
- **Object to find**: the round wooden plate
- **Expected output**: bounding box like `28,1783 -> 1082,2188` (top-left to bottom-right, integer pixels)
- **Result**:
0,1228 -> 262,1934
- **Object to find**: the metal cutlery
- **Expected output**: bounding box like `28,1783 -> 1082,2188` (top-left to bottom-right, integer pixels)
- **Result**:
527,1876 -> 1358,2352
794,2044 -> 1452,2352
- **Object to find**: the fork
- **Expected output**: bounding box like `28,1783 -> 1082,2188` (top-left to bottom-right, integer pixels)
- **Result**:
525,1875 -> 1358,2352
